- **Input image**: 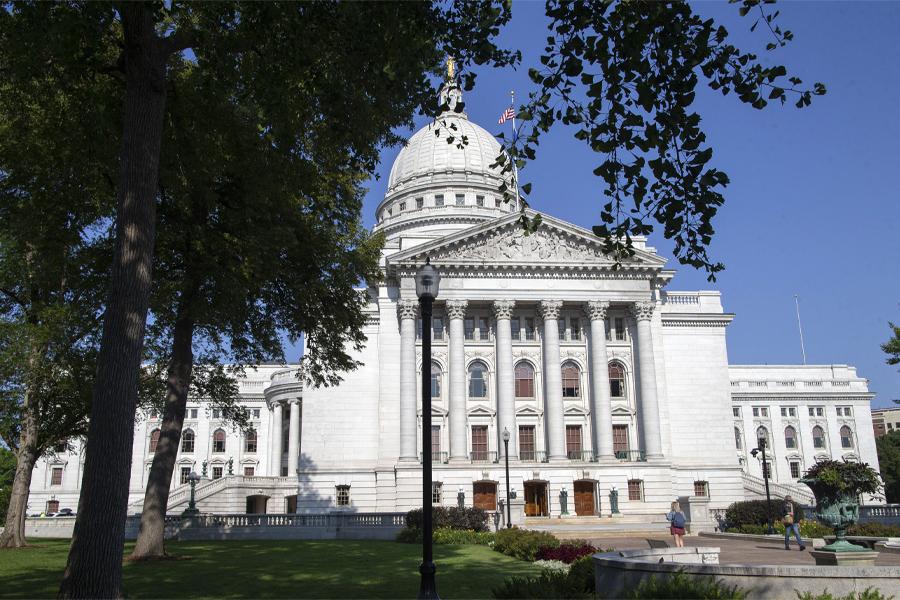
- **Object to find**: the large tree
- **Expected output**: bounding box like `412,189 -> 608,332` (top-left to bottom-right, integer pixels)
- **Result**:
882,321 -> 900,368
129,58 -> 382,558
876,431 -> 900,504
0,2 -> 119,547
0,447 -> 15,525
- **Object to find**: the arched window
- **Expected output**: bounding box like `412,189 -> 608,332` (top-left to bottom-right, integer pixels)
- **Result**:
213,428 -> 226,453
431,362 -> 442,398
181,429 -> 195,453
149,429 -> 161,453
734,427 -> 742,450
609,363 -> 626,398
756,426 -> 769,449
245,430 -> 258,453
515,362 -> 534,398
784,426 -> 797,449
468,362 -> 488,398
840,426 -> 853,449
561,361 -> 580,397
812,426 -> 826,449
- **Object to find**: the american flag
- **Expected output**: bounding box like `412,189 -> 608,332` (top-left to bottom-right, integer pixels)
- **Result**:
498,106 -> 516,124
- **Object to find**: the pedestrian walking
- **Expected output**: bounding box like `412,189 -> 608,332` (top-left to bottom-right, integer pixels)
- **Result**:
783,495 -> 806,551
666,500 -> 686,547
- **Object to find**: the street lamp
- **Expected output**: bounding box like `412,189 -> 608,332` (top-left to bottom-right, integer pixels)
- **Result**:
751,436 -> 775,535
415,257 -> 441,600
502,428 -> 512,528
182,471 -> 201,517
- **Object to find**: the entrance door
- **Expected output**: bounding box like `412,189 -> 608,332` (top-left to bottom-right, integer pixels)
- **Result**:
574,481 -> 595,516
524,482 -> 548,516
473,482 -> 497,511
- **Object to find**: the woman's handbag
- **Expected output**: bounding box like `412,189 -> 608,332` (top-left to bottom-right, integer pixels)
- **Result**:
783,513 -> 794,526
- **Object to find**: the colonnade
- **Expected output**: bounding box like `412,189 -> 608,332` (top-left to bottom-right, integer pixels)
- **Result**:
397,298 -> 664,463
268,399 -> 301,476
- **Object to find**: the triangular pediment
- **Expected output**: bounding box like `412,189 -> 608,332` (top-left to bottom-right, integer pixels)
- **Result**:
467,405 -> 496,417
611,405 -> 635,417
516,405 -> 543,417
564,405 -> 589,416
389,210 -> 667,274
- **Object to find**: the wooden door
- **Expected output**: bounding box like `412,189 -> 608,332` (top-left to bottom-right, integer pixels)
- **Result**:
473,482 -> 496,511
574,481 -> 595,516
524,482 -> 548,516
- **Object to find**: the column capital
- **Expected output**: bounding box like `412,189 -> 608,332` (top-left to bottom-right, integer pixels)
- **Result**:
492,299 -> 516,320
629,300 -> 655,322
539,300 -> 563,320
446,300 -> 468,320
397,299 -> 419,320
584,300 -> 610,321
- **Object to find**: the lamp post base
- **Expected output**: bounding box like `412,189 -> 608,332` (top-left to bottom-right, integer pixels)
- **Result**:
418,561 -> 439,599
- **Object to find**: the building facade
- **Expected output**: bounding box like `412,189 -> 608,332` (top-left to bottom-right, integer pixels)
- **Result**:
28,80 -> 881,518
872,407 -> 900,438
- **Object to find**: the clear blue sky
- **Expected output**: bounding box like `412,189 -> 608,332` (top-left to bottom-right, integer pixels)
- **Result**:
352,1 -> 900,407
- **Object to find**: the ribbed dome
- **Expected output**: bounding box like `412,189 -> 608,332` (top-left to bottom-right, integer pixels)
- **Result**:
386,114 -> 503,193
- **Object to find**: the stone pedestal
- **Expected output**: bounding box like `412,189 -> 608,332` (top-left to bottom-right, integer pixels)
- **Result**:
506,497 -> 526,528
679,496 -> 716,534
809,550 -> 879,566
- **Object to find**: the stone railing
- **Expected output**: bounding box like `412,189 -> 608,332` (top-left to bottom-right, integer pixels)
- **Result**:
741,472 -> 814,505
859,504 -> 900,525
271,368 -> 302,383
664,293 -> 700,305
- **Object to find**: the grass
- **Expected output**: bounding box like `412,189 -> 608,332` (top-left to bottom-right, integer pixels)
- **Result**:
0,538 -> 543,599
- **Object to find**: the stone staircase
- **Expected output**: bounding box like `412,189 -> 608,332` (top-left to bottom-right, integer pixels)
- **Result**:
741,473 -> 815,505
524,515 -> 670,539
128,475 -> 297,513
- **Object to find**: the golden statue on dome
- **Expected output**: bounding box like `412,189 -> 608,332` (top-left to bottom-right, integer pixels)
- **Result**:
446,56 -> 456,81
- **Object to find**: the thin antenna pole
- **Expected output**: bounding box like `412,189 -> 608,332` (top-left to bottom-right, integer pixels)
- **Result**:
794,295 -> 807,365
510,89 -> 520,212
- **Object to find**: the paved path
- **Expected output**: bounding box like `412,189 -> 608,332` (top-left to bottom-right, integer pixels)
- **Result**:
581,534 -> 900,567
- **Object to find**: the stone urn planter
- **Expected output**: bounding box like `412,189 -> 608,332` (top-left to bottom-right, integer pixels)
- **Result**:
800,459 -> 883,564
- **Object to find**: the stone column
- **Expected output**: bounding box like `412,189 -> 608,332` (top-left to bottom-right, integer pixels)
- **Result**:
540,300 -> 566,461
288,400 -> 301,475
494,300 -> 517,459
631,301 -> 663,459
398,299 -> 419,462
447,300 -> 469,462
270,402 -> 283,476
585,301 -> 615,461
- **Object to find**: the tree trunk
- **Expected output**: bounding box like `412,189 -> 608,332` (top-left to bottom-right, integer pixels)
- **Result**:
130,314 -> 194,559
59,5 -> 169,598
0,444 -> 38,549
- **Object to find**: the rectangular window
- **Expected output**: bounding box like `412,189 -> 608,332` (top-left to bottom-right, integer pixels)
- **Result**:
519,426 -> 536,461
431,426 -> 441,457
604,318 -> 611,341
627,479 -> 643,501
752,406 -> 768,417
435,194 -> 444,207
558,319 -> 566,341
781,407 -> 787,417
471,426 -> 488,461
47,500 -> 59,514
399,201 -> 406,211
510,317 -> 520,340
212,409 -> 221,419
464,317 -> 475,340
336,485 -> 350,506
51,468 -> 63,486
245,434 -> 257,454
252,409 -> 261,419
790,461 -> 801,479
432,482 -> 443,504
244,466 -> 255,477
612,425 -> 629,454
212,466 -> 223,480
416,197 -> 424,209
569,318 -> 580,340
432,317 -> 444,340
840,406 -> 853,417
478,317 -> 490,341
455,193 -> 465,206
836,407 -> 843,416
614,317 -> 626,341
180,467 -> 191,484
524,317 -> 535,340
752,407 -> 759,417
476,195 -> 484,207
693,481 -> 708,497
809,406 -> 824,417
189,408 -> 198,419
733,407 -> 741,418
565,425 -> 582,459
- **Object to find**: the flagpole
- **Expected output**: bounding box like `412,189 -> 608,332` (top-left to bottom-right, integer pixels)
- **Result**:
794,294 -> 807,365
509,90 -> 520,212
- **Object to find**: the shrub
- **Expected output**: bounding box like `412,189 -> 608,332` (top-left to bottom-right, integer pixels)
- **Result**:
801,460 -> 882,501
536,542 -> 596,564
533,559 -> 570,572
726,519 -> 832,538
433,527 -> 495,546
566,555 -> 596,594
626,570 -> 748,599
724,499 -> 804,528
795,589 -> 893,600
492,569 -> 590,599
493,527 -> 560,561
404,507 -> 489,532
396,527 -> 422,544
846,522 -> 900,537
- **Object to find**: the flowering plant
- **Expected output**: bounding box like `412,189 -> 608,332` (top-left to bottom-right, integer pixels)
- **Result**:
535,542 -> 597,564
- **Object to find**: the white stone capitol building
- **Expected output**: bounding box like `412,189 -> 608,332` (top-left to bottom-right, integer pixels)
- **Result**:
30,82 -> 880,519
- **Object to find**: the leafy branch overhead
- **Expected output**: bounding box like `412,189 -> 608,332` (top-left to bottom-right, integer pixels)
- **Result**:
495,0 -> 825,280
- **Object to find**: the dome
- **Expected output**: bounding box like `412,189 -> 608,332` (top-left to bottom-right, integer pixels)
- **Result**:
386,114 -> 503,192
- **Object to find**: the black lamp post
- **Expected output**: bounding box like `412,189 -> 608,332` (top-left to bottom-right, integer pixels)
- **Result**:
415,257 -> 440,600
502,428 -> 512,528
182,471 -> 201,517
751,437 -> 775,534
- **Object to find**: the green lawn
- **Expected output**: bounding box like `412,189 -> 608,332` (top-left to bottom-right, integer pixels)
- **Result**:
1,539 -> 542,599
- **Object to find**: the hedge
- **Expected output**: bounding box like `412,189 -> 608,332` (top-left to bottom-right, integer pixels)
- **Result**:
404,506 -> 489,532
492,527 -> 560,561
724,499 -> 804,528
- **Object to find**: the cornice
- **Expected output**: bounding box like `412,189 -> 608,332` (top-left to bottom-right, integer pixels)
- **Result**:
661,313 -> 735,328
731,393 -> 875,401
